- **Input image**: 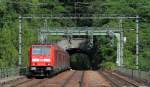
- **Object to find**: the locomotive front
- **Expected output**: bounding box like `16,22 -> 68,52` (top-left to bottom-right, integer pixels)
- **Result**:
29,45 -> 52,76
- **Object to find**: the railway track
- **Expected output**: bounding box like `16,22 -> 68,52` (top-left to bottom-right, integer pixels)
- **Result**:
31,70 -> 84,87
61,71 -> 85,87
11,78 -> 48,87
100,71 -> 144,87
80,71 -> 85,87
84,70 -> 111,87
10,78 -> 34,87
1,70 -> 76,87
61,71 -> 78,87
2,70 -> 147,87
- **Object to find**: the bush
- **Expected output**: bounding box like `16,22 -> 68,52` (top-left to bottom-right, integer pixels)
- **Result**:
101,62 -> 116,71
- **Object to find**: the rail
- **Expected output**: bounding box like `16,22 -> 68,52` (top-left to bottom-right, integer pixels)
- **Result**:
61,71 -> 77,87
79,71 -> 85,87
0,67 -> 27,79
117,67 -> 150,83
104,71 -> 141,87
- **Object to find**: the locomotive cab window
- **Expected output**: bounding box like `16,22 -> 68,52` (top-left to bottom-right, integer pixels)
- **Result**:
32,46 -> 50,55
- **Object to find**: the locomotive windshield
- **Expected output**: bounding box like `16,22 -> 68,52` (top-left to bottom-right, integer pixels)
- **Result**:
32,46 -> 50,55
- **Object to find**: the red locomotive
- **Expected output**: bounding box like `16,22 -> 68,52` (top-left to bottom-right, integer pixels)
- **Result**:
28,44 -> 70,77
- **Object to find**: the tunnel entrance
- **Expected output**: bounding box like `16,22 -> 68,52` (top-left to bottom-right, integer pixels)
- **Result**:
66,48 -> 91,70
66,36 -> 117,70
66,47 -> 102,70
70,53 -> 90,70
65,42 -> 102,70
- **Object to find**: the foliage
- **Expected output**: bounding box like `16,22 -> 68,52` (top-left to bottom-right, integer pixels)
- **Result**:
101,62 -> 116,71
0,0 -> 149,71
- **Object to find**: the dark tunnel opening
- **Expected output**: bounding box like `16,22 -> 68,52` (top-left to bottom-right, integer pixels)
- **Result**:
70,53 -> 91,70
66,47 -> 101,70
66,48 -> 91,70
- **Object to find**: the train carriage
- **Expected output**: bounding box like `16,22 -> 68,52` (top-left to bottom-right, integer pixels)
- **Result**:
28,44 -> 70,77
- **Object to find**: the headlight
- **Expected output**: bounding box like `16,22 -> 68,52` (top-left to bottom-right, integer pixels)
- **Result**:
43,59 -> 51,62
32,59 -> 39,62
31,67 -> 36,70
